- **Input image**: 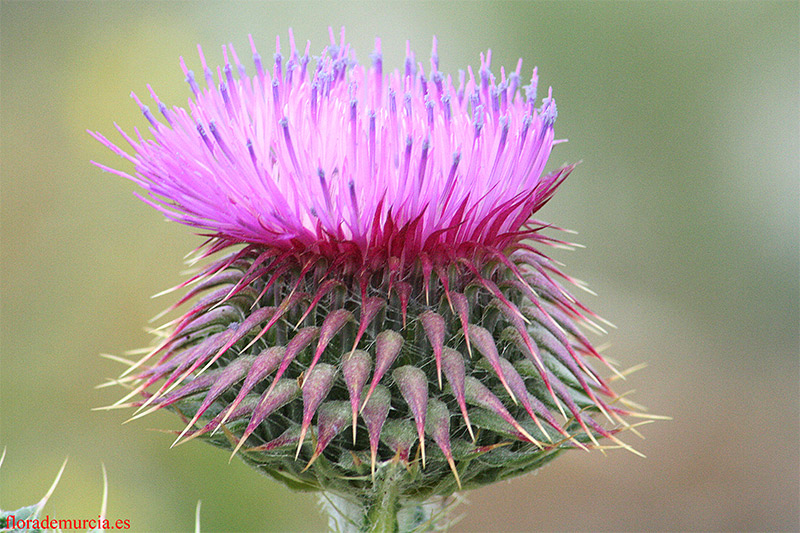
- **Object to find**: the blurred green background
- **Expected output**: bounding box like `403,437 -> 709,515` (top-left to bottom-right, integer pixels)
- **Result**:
1,1 -> 797,531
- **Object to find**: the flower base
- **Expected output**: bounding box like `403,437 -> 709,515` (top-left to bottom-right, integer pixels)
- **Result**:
320,463 -> 450,533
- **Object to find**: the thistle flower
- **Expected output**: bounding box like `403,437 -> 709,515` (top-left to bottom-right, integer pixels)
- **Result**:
91,29 -> 644,531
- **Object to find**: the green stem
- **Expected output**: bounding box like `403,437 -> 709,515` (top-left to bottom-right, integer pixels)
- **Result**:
321,491 -> 367,532
366,466 -> 400,532
319,464 -> 447,532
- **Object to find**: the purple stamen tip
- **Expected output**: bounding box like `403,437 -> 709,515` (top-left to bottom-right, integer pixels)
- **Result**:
403,92 -> 412,117
370,45 -> 382,69
508,71 -> 520,95
185,70 -> 200,97
473,104 -> 485,135
272,79 -> 281,112
157,102 -> 171,124
196,123 -> 213,152
490,87 -> 501,114
540,90 -> 557,127
442,94 -> 452,123
253,52 -> 263,77
525,68 -> 539,103
405,55 -> 415,78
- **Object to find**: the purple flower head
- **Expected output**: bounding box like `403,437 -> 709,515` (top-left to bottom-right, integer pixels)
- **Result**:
91,29 -> 568,268
93,30 -> 647,526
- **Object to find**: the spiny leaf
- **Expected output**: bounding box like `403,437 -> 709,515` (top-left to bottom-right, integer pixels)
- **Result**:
342,350 -> 372,443
231,379 -> 299,459
425,399 -> 461,488
173,355 -> 254,446
266,327 -> 319,397
297,363 -> 338,458
362,329 -> 403,408
464,377 -> 543,448
393,365 -> 428,467
420,311 -> 446,388
467,324 -> 517,404
245,426 -> 301,452
380,419 -> 417,462
395,281 -> 412,326
181,395 -> 260,445
303,401 -> 350,471
217,346 -> 285,429
295,279 -> 344,326
306,309 -> 353,377
496,356 -> 552,441
361,384 -> 391,478
441,347 -> 474,441
449,292 -> 471,356
351,297 -> 385,352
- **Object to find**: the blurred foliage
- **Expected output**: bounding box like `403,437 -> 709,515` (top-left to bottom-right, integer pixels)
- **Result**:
1,1 -> 797,531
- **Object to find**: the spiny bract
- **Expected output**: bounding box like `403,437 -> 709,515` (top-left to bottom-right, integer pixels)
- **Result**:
92,29 -> 642,512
